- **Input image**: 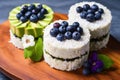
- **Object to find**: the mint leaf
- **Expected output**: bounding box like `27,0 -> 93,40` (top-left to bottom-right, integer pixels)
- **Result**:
98,54 -> 114,69
24,46 -> 34,59
30,38 -> 43,62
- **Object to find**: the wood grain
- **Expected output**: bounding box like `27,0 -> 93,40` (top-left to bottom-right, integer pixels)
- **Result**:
0,13 -> 120,80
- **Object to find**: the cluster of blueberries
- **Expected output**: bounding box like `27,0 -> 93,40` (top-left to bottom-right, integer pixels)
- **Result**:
16,4 -> 48,23
50,21 -> 84,41
76,4 -> 104,22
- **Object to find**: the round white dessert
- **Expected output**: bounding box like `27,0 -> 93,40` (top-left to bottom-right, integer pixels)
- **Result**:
43,20 -> 90,71
68,1 -> 112,50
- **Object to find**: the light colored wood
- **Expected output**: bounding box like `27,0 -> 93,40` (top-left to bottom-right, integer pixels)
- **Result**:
0,13 -> 120,80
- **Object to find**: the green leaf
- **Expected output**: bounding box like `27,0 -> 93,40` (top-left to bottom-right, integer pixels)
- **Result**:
24,46 -> 34,59
30,38 -> 43,62
98,54 -> 114,69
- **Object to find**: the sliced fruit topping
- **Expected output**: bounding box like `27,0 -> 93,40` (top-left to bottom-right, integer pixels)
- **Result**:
76,4 -> 104,22
16,4 -> 49,23
50,21 -> 84,41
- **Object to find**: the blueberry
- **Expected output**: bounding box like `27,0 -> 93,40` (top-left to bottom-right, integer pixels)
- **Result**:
22,5 -> 28,11
37,12 -> 45,20
66,25 -> 75,32
98,8 -> 104,14
59,26 -> 66,33
37,4 -> 43,10
20,8 -> 27,14
91,4 -> 99,11
40,8 -> 48,14
56,33 -> 65,41
64,31 -> 72,39
50,28 -> 59,37
72,31 -> 81,40
80,11 -> 88,19
61,21 -> 68,27
72,22 -> 79,28
53,22 -> 61,28
16,12 -> 23,20
28,4 -> 36,11
95,12 -> 101,20
86,13 -> 95,22
20,16 -> 28,23
83,61 -> 91,68
77,27 -> 83,35
83,4 -> 90,11
76,6 -> 83,13
82,68 -> 90,75
30,14 -> 38,22
32,9 -> 39,14
25,11 -> 32,18
87,9 -> 95,14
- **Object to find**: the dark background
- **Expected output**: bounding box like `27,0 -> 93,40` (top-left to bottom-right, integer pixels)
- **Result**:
0,0 -> 120,80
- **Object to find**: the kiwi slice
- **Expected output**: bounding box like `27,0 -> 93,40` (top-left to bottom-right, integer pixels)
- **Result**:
16,22 -> 29,37
9,3 -> 53,38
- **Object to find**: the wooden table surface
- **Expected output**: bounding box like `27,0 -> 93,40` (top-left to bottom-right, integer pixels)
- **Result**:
0,13 -> 120,80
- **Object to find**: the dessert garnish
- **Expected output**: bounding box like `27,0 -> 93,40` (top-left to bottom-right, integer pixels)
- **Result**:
50,21 -> 84,41
22,35 -> 43,62
76,4 -> 104,22
16,4 -> 48,23
82,51 -> 114,75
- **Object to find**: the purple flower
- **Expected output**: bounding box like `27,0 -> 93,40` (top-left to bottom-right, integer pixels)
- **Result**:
88,52 -> 104,73
91,60 -> 104,73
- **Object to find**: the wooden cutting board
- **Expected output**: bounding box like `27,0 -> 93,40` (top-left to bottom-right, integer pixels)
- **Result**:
0,13 -> 120,80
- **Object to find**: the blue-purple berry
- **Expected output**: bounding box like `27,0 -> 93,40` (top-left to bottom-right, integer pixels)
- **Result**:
86,13 -> 95,22
72,31 -> 81,40
61,21 -> 68,27
80,11 -> 88,19
98,8 -> 104,14
25,11 -> 32,18
30,14 -> 38,22
59,26 -> 66,33
37,12 -> 45,20
77,27 -> 83,35
50,28 -> 59,37
40,8 -> 48,14
72,22 -> 79,28
95,12 -> 101,20
16,12 -> 23,20
76,6 -> 83,13
83,4 -> 90,11
64,31 -> 72,39
91,4 -> 99,11
53,22 -> 61,28
56,33 -> 65,41
20,16 -> 28,23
